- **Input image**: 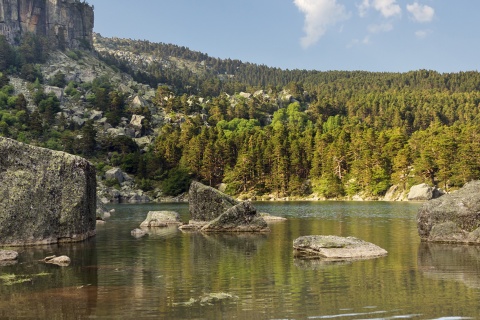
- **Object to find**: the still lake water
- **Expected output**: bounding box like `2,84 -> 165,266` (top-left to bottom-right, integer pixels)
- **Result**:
1,201 -> 480,319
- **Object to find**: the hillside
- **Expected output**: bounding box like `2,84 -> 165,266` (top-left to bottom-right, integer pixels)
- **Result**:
1,30 -> 480,202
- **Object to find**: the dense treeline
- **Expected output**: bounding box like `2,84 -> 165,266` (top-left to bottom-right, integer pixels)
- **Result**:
2,33 -> 480,198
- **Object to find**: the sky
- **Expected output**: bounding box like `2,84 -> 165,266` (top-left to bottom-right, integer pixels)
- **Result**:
87,0 -> 480,73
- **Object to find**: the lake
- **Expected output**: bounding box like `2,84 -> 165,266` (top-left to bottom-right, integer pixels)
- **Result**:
0,201 -> 479,319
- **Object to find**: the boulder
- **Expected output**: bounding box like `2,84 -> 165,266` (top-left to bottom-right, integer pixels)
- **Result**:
0,250 -> 18,261
188,181 -> 239,222
201,202 -> 270,232
408,183 -> 444,201
293,235 -> 388,261
0,137 -> 96,246
43,255 -> 71,267
140,211 -> 181,227
417,181 -> 480,243
105,167 -> 125,183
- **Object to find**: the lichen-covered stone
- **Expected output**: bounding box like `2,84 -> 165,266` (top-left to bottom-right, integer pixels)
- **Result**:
140,211 -> 181,227
0,0 -> 94,49
293,235 -> 388,261
417,180 -> 480,243
0,137 -> 96,246
188,181 -> 239,222
201,202 -> 270,232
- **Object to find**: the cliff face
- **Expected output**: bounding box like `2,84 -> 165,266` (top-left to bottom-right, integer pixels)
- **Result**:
0,0 -> 94,49
0,137 -> 97,246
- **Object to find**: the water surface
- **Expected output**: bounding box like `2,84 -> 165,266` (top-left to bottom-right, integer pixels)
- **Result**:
1,202 -> 479,319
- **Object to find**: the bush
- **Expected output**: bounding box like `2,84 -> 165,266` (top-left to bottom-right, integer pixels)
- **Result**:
161,168 -> 191,196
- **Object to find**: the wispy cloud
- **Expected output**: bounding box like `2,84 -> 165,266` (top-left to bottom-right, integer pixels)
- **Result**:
294,0 -> 350,48
347,35 -> 371,48
407,2 -> 435,23
368,22 -> 394,33
359,0 -> 402,18
415,29 -> 432,39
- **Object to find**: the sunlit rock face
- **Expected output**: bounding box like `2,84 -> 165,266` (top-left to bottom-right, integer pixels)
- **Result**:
417,180 -> 480,243
0,0 -> 94,49
0,137 -> 96,246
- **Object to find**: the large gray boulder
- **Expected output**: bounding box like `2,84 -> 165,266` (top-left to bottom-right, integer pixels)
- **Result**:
293,235 -> 388,261
140,211 -> 182,227
417,181 -> 480,243
201,202 -> 270,232
0,137 -> 96,246
189,181 -> 239,222
408,183 -> 444,201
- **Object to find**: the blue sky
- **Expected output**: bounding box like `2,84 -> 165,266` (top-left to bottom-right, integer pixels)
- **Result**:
88,0 -> 480,73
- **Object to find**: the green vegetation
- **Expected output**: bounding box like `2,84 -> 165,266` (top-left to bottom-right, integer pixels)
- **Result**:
2,33 -> 480,198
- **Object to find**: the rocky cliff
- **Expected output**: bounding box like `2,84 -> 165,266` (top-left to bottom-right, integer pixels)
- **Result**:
0,0 -> 94,49
0,136 -> 96,246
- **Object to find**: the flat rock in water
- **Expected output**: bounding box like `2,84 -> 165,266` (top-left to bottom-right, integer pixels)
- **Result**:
259,212 -> 287,222
44,255 -> 71,267
417,180 -> 480,243
293,235 -> 387,261
0,250 -> 18,261
140,211 -> 181,227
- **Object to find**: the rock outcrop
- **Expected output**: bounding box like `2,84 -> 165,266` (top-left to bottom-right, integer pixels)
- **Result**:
293,235 -> 388,261
140,211 -> 182,227
0,137 -> 96,246
201,202 -> 270,232
184,181 -> 269,232
0,0 -> 94,49
417,181 -> 480,243
408,183 -> 444,201
188,181 -> 239,222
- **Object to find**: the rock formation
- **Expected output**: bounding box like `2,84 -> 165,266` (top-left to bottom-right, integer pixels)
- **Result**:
0,137 -> 96,246
293,235 -> 388,261
0,0 -> 94,49
408,183 -> 444,201
185,181 -> 269,232
188,181 -> 239,222
140,211 -> 182,227
201,202 -> 270,232
417,180 -> 480,243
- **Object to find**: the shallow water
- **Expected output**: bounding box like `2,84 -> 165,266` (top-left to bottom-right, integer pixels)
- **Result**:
1,201 -> 479,319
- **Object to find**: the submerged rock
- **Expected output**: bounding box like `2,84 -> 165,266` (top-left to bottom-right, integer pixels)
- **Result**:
201,202 -> 269,232
131,228 -> 147,238
0,137 -> 96,246
293,235 -> 388,261
417,180 -> 480,243
259,212 -> 287,222
0,250 -> 18,261
140,211 -> 181,227
43,255 -> 71,267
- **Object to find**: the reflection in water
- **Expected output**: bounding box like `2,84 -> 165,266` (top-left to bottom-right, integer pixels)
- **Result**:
418,242 -> 480,289
293,258 -> 352,270
1,202 -> 480,319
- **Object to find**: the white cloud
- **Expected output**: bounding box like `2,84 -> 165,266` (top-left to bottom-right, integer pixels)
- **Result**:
347,36 -> 371,48
358,0 -> 370,17
407,2 -> 435,23
357,0 -> 401,18
368,22 -> 393,33
415,29 -> 432,39
294,0 -> 350,48
372,0 -> 401,18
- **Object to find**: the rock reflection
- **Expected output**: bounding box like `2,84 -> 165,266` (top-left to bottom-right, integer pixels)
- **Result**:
293,258 -> 352,270
140,225 -> 179,239
0,238 -> 98,318
418,242 -> 480,288
191,232 -> 268,258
